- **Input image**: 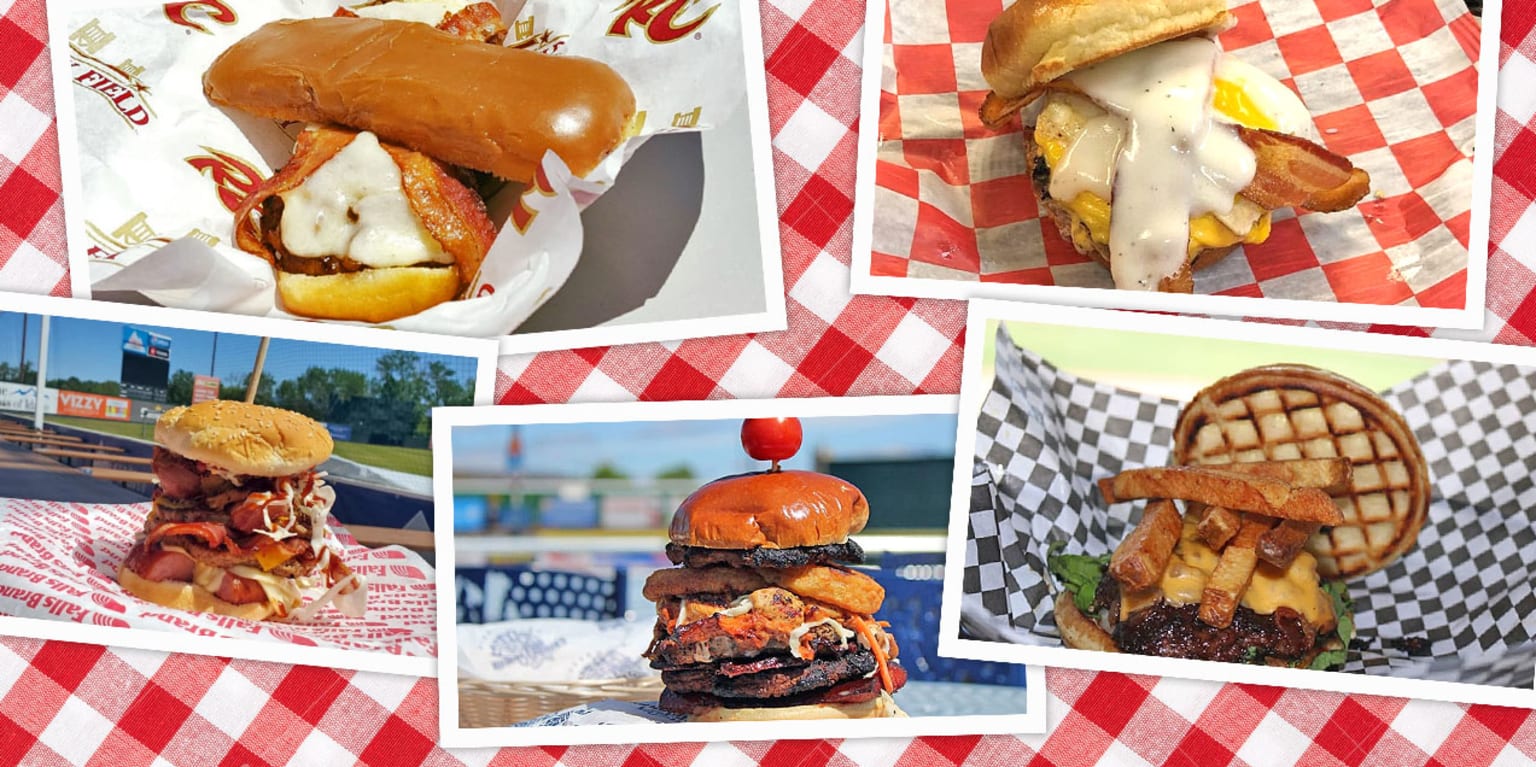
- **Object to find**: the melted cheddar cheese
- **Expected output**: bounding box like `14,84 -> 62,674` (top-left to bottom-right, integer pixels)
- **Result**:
1120,517 -> 1335,629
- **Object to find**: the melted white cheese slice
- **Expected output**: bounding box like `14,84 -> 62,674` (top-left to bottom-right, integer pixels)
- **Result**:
278,129 -> 450,269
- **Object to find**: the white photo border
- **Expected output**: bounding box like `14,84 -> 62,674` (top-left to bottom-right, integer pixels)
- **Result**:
0,291 -> 502,677
938,298 -> 1536,710
45,0 -> 787,358
848,0 -> 1501,330
432,394 -> 1048,748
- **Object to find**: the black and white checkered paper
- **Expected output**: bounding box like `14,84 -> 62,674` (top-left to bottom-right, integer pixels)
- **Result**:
962,327 -> 1536,687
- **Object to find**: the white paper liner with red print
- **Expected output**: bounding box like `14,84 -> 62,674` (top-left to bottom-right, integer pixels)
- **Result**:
57,0 -> 744,335
0,498 -> 436,656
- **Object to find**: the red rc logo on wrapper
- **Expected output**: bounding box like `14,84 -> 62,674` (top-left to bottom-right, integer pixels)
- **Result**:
508,164 -> 559,235
607,0 -> 719,44
163,1 -> 237,34
185,147 -> 266,213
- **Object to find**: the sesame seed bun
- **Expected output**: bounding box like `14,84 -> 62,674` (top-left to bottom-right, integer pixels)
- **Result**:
155,400 -> 333,477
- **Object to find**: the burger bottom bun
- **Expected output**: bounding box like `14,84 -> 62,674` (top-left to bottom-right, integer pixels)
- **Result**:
117,563 -> 276,622
687,691 -> 906,722
1054,592 -> 1119,653
276,266 -> 462,324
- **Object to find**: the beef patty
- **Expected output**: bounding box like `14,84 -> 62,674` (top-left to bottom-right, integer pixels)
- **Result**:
659,649 -> 878,700
665,540 -> 865,569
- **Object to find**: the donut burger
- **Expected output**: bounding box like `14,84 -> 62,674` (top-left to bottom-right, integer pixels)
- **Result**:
205,1 -> 636,322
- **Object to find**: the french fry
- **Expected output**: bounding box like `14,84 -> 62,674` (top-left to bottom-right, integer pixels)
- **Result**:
1203,458 -> 1352,493
1196,505 -> 1241,550
1257,520 -> 1322,569
1109,499 -> 1182,591
1198,515 -> 1270,629
1097,467 -> 1343,525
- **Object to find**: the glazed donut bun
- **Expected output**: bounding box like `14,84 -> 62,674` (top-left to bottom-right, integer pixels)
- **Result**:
204,16 -> 636,182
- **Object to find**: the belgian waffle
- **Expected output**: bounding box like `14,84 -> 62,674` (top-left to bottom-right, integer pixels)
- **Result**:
1171,364 -> 1429,579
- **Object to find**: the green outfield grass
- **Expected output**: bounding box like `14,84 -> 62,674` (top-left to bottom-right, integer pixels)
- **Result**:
46,415 -> 155,441
329,442 -> 432,477
44,415 -> 432,476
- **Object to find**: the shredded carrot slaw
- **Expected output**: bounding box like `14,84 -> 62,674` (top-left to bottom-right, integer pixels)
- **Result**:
850,616 -> 893,693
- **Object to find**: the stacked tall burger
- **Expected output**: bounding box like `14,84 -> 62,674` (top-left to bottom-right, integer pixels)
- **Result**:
117,400 -> 367,621
642,419 -> 908,720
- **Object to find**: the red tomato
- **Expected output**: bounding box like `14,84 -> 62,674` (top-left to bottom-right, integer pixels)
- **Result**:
741,418 -> 803,463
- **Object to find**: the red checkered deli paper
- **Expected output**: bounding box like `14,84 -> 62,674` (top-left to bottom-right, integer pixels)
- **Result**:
58,0 -> 743,335
0,499 -> 436,655
872,0 -> 1481,304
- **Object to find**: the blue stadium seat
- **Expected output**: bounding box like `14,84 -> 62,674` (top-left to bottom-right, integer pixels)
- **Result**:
872,569 -> 1030,686
456,566 -> 625,624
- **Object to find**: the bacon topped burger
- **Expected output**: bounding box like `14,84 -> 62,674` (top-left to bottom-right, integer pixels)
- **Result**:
117,400 -> 366,621
643,419 -> 907,720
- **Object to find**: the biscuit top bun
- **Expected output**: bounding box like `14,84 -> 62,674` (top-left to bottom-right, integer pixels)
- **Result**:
156,400 -> 334,477
980,0 -> 1232,121
669,470 -> 870,550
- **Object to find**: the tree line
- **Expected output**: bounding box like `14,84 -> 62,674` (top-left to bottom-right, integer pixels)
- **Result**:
24,351 -> 472,446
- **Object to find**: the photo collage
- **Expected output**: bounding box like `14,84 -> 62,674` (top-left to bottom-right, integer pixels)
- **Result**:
0,0 -> 1529,764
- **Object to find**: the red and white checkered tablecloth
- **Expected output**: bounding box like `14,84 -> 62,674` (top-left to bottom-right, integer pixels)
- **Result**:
3,0 -> 1536,765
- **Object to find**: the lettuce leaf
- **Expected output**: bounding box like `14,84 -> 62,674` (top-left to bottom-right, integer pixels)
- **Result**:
1308,581 -> 1356,670
1047,541 -> 1110,614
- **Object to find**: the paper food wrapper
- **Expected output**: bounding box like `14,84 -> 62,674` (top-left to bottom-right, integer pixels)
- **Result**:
874,0 -> 1479,303
60,0 -> 745,335
512,701 -> 682,727
0,498 -> 437,656
457,619 -> 657,682
964,327 -> 1536,687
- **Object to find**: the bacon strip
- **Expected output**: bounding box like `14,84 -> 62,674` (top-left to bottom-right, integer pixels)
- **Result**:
143,521 -> 242,553
231,126 -> 354,262
386,146 -> 497,286
1237,126 -> 1372,213
438,2 -> 508,43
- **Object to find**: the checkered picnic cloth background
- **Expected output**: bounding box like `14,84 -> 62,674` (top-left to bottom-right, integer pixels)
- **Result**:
1,0 -> 1536,764
872,0 -> 1478,305
965,327 -> 1536,685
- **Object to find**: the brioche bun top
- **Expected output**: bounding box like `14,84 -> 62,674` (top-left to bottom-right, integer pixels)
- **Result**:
980,0 -> 1232,118
669,470 -> 870,550
156,400 -> 333,477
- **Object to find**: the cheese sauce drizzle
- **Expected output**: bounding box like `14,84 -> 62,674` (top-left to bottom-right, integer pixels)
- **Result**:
1062,38 -> 1257,290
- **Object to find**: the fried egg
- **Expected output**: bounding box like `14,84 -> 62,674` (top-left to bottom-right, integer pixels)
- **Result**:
1212,56 -> 1315,137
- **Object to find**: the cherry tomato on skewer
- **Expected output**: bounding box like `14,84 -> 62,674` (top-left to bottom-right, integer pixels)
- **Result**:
741,417 -> 803,470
